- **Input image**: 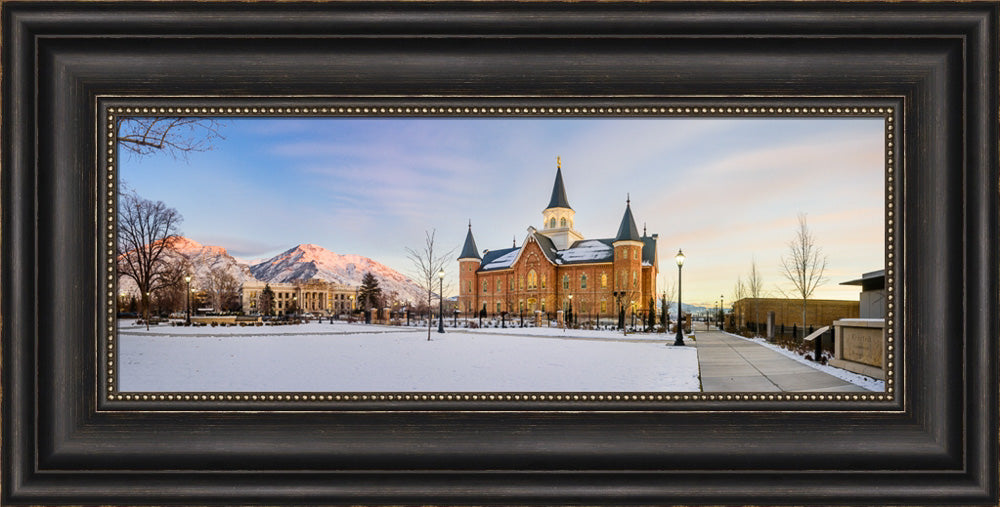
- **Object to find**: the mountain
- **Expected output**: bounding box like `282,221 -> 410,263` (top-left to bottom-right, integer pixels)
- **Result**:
118,236 -> 253,293
167,236 -> 255,285
248,244 -> 427,304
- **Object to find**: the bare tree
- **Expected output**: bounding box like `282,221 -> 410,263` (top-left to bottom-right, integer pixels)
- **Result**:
660,275 -> 677,311
157,256 -> 194,314
117,189 -> 183,328
746,257 -> 765,335
779,213 -> 829,331
116,117 -> 227,159
731,275 -> 748,330
405,229 -> 455,341
205,268 -> 240,313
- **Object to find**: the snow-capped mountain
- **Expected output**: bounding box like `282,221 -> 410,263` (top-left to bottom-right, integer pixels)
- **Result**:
119,236 -> 253,294
248,244 -> 426,304
167,237 -> 255,285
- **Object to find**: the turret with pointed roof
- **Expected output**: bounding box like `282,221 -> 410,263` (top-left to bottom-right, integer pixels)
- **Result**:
540,157 -> 584,250
458,221 -> 482,260
614,196 -> 642,243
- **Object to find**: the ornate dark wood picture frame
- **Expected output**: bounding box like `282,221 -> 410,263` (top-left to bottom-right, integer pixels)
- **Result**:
2,1 -> 997,505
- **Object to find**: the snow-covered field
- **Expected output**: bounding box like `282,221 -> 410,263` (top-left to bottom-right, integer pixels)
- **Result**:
724,331 -> 885,392
118,320 -> 699,392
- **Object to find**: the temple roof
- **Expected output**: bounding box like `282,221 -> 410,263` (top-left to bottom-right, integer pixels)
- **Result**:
458,224 -> 482,260
477,233 -> 658,272
546,167 -> 572,210
613,200 -> 642,242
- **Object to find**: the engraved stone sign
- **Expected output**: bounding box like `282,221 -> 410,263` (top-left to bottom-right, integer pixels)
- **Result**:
842,327 -> 883,367
831,318 -> 886,380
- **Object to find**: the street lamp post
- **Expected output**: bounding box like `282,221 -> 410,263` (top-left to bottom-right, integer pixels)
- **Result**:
720,294 -> 724,331
673,249 -> 685,346
184,275 -> 192,325
568,294 -> 573,328
437,268 -> 445,333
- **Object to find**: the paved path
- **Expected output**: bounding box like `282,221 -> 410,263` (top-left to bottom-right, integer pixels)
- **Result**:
695,331 -> 868,392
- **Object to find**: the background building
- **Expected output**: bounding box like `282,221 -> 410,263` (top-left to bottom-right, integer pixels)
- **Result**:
731,297 -> 860,330
839,269 -> 886,319
241,279 -> 358,316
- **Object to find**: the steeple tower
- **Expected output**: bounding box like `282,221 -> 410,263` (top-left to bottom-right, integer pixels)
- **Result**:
457,221 -> 482,313
546,157 -> 572,210
540,157 -> 584,250
612,197 -> 644,301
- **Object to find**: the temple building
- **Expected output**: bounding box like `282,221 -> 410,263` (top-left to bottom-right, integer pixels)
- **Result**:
458,158 -> 658,320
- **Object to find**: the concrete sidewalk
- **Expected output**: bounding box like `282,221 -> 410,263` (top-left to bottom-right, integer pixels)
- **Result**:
695,331 -> 868,392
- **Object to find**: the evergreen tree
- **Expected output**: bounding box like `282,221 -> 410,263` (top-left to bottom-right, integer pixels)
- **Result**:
259,283 -> 275,316
647,297 -> 656,331
660,293 -> 668,331
358,272 -> 383,311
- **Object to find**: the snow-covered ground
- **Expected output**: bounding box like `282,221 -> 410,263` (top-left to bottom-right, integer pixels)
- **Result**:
118,320 -> 699,392
723,331 -> 885,392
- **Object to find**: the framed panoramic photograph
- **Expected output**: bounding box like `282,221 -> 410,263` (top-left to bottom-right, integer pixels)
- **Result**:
110,111 -> 889,395
3,2 -> 997,506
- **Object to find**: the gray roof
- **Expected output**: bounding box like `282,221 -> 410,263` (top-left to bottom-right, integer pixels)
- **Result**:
614,202 -> 642,242
458,225 -> 481,260
546,167 -> 572,210
839,269 -> 885,288
479,247 -> 520,271
641,235 -> 657,266
532,232 -> 561,264
478,233 -> 658,272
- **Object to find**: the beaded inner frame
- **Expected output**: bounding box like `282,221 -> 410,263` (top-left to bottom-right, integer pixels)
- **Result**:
98,100 -> 899,408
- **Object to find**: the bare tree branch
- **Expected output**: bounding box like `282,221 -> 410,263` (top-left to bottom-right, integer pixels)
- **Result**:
116,117 -> 227,160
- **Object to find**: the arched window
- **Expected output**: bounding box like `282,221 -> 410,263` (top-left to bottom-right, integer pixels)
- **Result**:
498,280 -> 503,292
560,217 -> 567,227
482,280 -> 488,293
633,249 -> 638,260
581,274 -> 588,289
600,300 -> 607,313
601,273 -> 608,288
541,275 -> 547,289
466,281 -> 471,293
619,270 -> 625,288
562,274 -> 569,289
549,218 -> 556,228
633,271 -> 637,287
527,270 -> 538,289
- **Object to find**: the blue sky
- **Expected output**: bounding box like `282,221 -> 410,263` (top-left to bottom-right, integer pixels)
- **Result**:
120,116 -> 885,306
